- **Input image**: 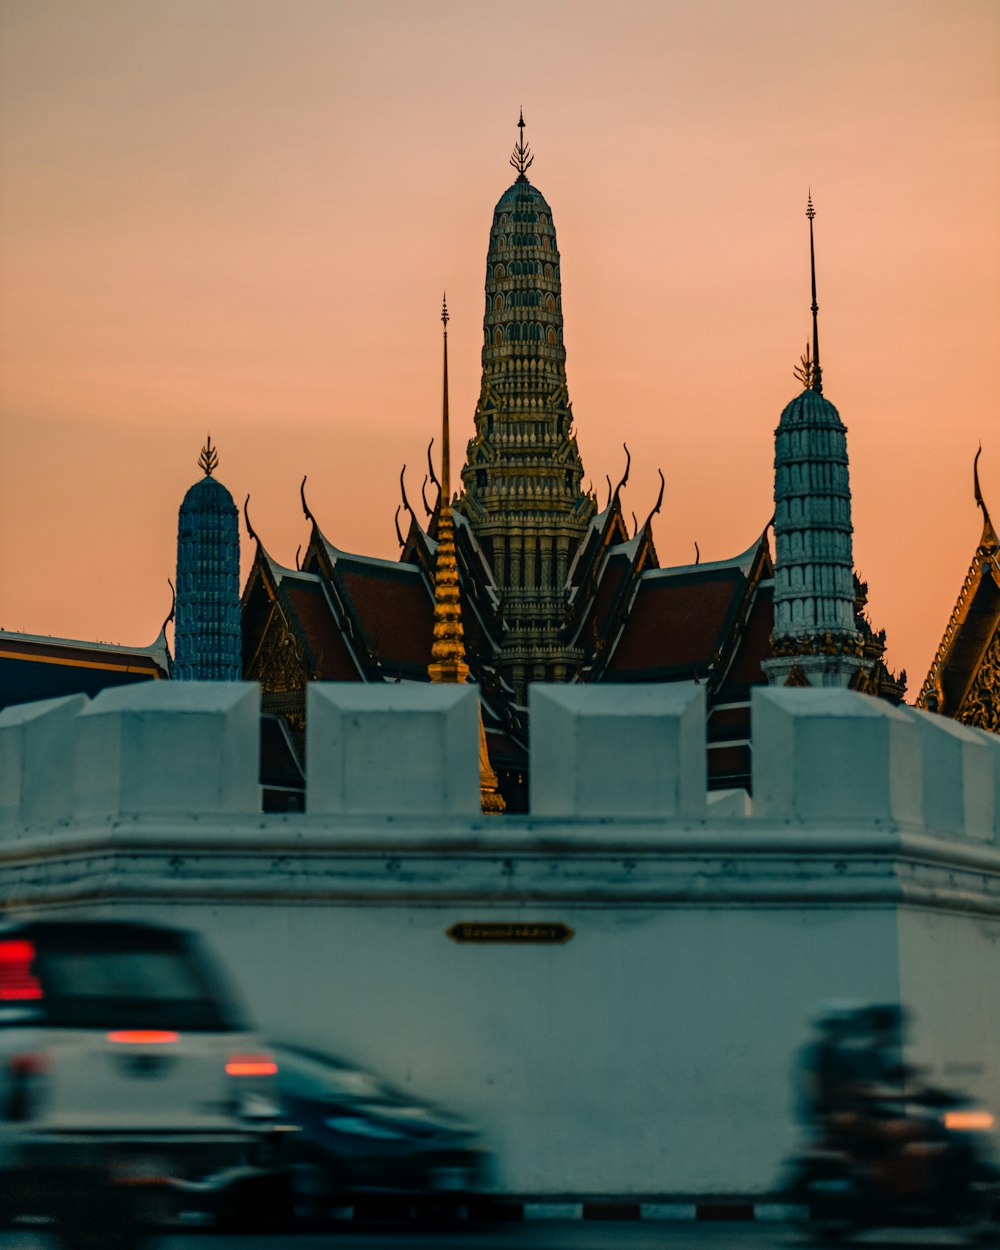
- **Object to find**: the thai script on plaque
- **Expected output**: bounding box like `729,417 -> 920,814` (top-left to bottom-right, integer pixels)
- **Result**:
446,921 -> 574,945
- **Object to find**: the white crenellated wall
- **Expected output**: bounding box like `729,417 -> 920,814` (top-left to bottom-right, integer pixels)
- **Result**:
0,681 -> 998,1197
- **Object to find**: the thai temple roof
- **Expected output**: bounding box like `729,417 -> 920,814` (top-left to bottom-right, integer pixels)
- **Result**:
917,449 -> 1000,730
0,627 -> 170,714
4,123 -> 937,812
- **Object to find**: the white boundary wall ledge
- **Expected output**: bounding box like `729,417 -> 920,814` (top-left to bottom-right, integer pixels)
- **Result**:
0,682 -> 998,1199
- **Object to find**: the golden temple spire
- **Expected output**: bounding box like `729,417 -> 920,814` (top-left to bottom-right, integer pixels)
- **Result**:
428,294 -> 466,683
426,300 -> 505,812
199,434 -> 218,477
509,108 -> 534,182
806,192 -> 823,394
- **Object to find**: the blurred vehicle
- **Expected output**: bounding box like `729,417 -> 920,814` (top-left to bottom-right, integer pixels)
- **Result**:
0,920 -> 293,1250
787,1003 -> 1000,1244
270,1043 -> 489,1220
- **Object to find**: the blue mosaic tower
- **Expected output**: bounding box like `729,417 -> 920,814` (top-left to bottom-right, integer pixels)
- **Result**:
174,436 -> 241,680
764,197 -> 865,688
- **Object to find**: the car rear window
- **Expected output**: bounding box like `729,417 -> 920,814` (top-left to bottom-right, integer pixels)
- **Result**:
1,925 -> 242,1032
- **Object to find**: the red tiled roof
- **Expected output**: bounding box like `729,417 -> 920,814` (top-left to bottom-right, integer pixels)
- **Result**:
281,581 -> 359,680
582,551 -> 630,646
339,565 -> 434,671
716,583 -> 774,696
607,571 -> 743,676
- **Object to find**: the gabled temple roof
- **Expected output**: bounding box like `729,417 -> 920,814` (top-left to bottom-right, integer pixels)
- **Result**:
0,627 -> 170,712
601,532 -> 771,685
918,452 -> 1000,726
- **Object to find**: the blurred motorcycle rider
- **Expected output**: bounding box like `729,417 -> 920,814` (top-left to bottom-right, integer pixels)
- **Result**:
796,1001 -> 867,1129
798,1002 -> 920,1168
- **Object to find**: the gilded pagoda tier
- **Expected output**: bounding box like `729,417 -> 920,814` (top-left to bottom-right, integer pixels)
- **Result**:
455,171 -> 595,698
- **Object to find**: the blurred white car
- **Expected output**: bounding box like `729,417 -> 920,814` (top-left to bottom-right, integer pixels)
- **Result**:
0,919 -> 293,1249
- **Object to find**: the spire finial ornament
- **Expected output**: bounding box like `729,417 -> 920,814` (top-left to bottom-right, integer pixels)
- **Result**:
199,434 -> 218,477
806,192 -> 823,394
441,292 -> 451,503
793,342 -> 817,390
509,108 -> 534,182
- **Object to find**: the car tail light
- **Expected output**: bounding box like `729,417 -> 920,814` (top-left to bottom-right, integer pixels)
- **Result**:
226,1055 -> 278,1077
944,1110 -> 995,1131
106,1031 -> 180,1044
5,1052 -> 49,1121
0,940 -> 43,1001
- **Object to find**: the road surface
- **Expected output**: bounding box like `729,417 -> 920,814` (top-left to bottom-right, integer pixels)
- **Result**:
0,1221 -> 981,1249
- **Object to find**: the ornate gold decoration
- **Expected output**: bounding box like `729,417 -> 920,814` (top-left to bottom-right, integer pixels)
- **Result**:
199,434 -> 218,477
918,449 -> 1000,722
957,626 -> 1000,733
250,613 -> 308,696
428,298 -> 506,813
784,663 -> 810,687
770,631 -> 864,660
793,343 -> 817,390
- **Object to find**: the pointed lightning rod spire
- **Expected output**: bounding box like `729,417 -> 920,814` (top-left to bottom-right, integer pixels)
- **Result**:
441,293 -> 450,503
806,192 -> 823,394
510,108 -> 534,182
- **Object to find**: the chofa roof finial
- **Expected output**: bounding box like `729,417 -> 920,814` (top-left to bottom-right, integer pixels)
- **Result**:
974,444 -> 996,543
510,108 -> 534,182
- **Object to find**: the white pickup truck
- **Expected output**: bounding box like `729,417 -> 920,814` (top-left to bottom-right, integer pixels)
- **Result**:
0,919 -> 293,1249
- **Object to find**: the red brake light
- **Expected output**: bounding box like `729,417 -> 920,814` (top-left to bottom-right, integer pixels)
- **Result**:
107,1031 -> 180,1045
0,940 -> 43,1001
226,1055 -> 278,1077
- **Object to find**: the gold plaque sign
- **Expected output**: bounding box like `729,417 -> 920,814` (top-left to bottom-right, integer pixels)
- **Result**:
446,922 -> 575,945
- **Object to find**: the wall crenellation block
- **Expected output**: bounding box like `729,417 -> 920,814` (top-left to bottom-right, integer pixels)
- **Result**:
529,683 -> 706,819
0,694 -> 88,830
752,687 -> 922,826
306,683 -> 481,816
900,707 -> 994,840
73,682 -> 260,818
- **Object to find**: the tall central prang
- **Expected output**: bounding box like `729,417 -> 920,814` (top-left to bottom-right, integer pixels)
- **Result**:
455,114 -> 595,699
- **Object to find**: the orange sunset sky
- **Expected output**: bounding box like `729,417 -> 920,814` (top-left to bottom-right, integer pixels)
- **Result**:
1,0 -> 998,689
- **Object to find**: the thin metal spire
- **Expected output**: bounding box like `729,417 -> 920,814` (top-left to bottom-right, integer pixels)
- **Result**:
806,192 -> 823,394
441,293 -> 450,502
510,108 -> 534,182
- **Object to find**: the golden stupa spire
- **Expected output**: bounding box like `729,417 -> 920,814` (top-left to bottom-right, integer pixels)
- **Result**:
428,294 -> 468,683
427,297 -> 505,812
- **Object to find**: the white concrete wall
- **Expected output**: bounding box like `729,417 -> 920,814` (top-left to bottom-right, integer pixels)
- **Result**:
0,681 -> 998,1197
